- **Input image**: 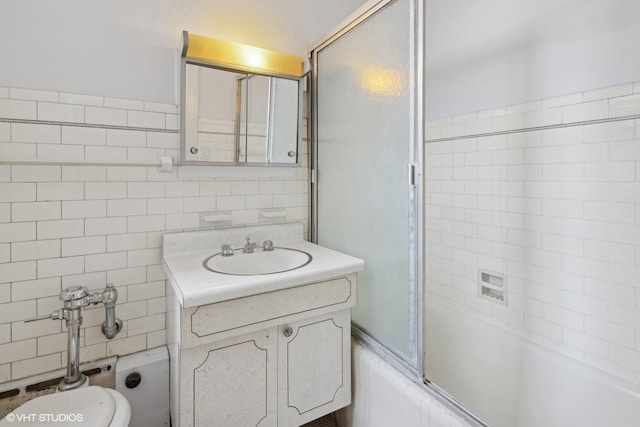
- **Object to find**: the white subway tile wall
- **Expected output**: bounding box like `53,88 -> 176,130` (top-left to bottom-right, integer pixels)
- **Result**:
0,87 -> 309,381
425,82 -> 640,385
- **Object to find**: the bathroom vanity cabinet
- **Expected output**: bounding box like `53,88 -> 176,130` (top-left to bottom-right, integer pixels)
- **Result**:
162,223 -> 364,427
167,274 -> 356,427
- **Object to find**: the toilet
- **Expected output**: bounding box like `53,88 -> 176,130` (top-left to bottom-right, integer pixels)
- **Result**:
0,386 -> 130,427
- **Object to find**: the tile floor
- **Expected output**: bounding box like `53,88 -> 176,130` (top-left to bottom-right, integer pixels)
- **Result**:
302,414 -> 338,427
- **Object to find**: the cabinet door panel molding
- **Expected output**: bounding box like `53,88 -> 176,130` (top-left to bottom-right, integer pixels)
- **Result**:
168,275 -> 357,427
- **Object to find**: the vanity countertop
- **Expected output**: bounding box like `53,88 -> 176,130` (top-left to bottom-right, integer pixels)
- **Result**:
162,224 -> 364,308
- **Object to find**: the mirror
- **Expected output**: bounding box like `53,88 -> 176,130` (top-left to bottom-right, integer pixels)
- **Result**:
181,62 -> 303,166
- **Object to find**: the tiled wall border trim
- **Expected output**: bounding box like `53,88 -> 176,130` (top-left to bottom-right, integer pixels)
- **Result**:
425,113 -> 640,143
0,117 -> 179,134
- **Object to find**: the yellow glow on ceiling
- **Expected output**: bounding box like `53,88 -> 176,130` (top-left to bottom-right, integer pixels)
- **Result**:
183,32 -> 303,78
360,66 -> 405,96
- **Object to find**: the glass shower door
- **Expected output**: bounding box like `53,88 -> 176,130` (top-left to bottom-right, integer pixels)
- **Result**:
312,0 -> 419,365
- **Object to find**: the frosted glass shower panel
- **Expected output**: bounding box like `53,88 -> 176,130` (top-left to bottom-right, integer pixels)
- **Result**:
316,0 -> 414,361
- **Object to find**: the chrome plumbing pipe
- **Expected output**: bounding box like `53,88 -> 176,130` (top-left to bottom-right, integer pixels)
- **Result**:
59,295 -> 86,391
101,284 -> 122,339
24,284 -> 123,391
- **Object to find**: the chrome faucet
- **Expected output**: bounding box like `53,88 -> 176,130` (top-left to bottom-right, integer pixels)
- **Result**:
242,236 -> 274,253
25,284 -> 123,391
243,235 -> 257,253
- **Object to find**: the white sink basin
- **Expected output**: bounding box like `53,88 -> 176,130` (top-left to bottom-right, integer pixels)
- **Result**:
203,248 -> 312,276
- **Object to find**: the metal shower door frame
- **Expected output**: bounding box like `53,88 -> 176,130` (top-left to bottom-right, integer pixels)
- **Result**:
309,3 -> 490,425
308,0 -> 425,381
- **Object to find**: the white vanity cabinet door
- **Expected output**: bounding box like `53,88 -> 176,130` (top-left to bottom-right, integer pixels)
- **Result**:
277,309 -> 351,426
169,274 -> 357,427
181,328 -> 278,427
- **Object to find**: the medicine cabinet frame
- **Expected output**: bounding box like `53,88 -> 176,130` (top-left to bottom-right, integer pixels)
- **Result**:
179,31 -> 305,167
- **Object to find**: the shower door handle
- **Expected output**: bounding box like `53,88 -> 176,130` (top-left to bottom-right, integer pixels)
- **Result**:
408,163 -> 417,186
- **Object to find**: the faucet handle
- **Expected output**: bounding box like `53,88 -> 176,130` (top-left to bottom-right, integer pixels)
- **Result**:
262,239 -> 274,251
221,244 -> 233,257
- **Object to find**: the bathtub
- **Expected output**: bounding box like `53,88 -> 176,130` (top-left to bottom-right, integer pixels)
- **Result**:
337,302 -> 640,427
424,302 -> 640,427
335,339 -> 472,427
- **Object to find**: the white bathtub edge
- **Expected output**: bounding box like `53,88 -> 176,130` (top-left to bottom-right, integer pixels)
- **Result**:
336,339 -> 473,427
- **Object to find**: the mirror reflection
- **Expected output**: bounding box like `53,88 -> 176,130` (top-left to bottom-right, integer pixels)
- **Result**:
182,63 -> 301,166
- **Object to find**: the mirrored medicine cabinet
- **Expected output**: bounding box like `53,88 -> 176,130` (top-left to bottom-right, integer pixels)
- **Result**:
180,31 -> 304,167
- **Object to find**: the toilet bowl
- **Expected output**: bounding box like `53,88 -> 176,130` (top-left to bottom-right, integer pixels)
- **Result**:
0,386 -> 130,427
